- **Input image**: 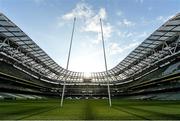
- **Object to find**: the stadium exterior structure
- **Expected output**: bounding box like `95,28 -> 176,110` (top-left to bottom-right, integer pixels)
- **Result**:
0,13 -> 180,99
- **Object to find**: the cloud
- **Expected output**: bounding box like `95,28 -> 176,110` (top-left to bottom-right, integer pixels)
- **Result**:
82,8 -> 112,44
116,10 -> 123,16
99,8 -> 106,19
156,16 -> 167,22
108,42 -> 139,55
117,19 -> 135,27
124,42 -> 139,50
62,3 -> 106,21
62,2 -> 93,20
117,31 -> 148,40
108,42 -> 123,55
82,8 -> 107,33
156,15 -> 174,22
109,31 -> 148,55
59,2 -> 113,44
136,32 -> 148,39
117,31 -> 134,38
139,14 -> 174,27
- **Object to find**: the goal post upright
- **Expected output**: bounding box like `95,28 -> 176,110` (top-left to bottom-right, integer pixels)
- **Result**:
60,17 -> 76,107
100,18 -> 112,107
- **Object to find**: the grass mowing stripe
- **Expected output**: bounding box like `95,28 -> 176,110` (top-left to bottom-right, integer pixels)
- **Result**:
0,106 -> 48,120
112,106 -> 149,120
26,100 -> 87,120
89,102 -> 133,119
85,100 -> 94,120
160,104 -> 180,109
130,106 -> 180,120
18,106 -> 58,120
0,99 -> 180,120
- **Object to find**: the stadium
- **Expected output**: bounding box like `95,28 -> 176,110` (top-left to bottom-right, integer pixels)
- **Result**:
0,1 -> 180,120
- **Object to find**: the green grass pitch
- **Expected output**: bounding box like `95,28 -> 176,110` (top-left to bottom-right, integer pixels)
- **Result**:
0,99 -> 180,120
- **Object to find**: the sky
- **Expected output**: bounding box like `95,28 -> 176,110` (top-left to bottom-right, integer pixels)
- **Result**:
0,0 -> 179,72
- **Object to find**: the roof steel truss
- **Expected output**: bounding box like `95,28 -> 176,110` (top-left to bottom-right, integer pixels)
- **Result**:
0,13 -> 180,84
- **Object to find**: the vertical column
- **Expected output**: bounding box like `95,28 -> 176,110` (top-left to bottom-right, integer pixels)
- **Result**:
60,17 -> 76,107
100,18 -> 112,107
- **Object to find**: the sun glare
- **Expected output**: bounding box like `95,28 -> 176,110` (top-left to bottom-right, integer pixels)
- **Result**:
84,72 -> 91,78
69,54 -> 105,72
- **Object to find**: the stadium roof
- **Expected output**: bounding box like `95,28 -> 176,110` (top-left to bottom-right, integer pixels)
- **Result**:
0,13 -> 180,84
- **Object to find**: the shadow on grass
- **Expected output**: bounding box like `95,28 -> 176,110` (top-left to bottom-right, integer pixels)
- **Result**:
85,100 -> 95,120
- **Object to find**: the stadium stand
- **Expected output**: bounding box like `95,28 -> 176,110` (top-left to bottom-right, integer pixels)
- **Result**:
0,12 -> 179,100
